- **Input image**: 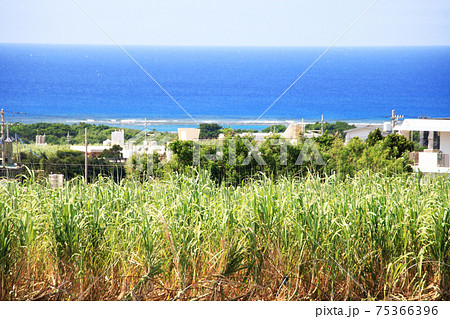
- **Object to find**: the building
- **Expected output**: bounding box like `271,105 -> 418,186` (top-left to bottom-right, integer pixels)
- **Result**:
394,119 -> 450,174
238,132 -> 272,141
217,122 -> 314,141
178,128 -> 200,141
304,130 -> 322,138
70,129 -> 169,161
122,144 -> 166,160
282,122 -> 305,140
2,136 -> 13,166
344,126 -> 381,145
111,130 -> 125,147
70,145 -> 111,157
36,134 -> 46,145
0,114 -> 21,177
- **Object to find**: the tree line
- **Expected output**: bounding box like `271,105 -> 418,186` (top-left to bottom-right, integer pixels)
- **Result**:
9,122 -> 140,145
15,122 -> 414,185
144,128 -> 414,185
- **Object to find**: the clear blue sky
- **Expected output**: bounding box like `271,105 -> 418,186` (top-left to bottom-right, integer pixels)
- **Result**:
0,0 -> 449,46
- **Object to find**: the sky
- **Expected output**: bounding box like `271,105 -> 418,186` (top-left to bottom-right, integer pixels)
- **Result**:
0,0 -> 449,46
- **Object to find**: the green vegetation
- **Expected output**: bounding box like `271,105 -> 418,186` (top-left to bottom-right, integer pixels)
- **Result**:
21,144 -> 70,156
150,130 -> 177,145
0,172 -> 448,300
20,149 -> 125,182
10,122 -> 140,145
366,128 -> 383,146
230,128 -> 259,134
305,121 -> 356,136
199,123 -> 222,139
167,131 -> 414,185
261,125 -> 287,133
13,121 -> 413,185
98,145 -> 123,159
2,121 -> 447,301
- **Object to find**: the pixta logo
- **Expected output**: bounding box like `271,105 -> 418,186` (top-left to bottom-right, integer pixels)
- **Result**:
125,132 -> 325,177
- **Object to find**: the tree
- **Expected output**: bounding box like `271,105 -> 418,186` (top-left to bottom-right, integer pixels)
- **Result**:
9,123 -> 140,145
199,123 -> 222,139
382,134 -> 414,159
99,145 -> 123,159
262,125 -> 287,133
314,132 -> 339,151
306,121 -> 355,136
366,128 -> 383,146
168,140 -> 194,168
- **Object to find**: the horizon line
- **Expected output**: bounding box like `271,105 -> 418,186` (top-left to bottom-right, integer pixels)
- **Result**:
1,42 -> 450,48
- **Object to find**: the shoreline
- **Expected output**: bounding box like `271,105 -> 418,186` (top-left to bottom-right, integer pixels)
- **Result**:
9,116 -> 389,132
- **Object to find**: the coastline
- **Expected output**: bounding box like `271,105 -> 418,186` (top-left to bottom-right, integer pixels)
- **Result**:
8,115 -> 388,132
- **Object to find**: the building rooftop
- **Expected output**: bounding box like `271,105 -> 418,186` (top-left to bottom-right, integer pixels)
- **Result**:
344,126 -> 379,134
394,119 -> 450,132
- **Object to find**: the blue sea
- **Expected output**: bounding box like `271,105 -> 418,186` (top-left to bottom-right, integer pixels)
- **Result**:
0,44 -> 449,131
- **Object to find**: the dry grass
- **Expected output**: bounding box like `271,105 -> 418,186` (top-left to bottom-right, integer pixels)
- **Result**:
0,171 -> 448,300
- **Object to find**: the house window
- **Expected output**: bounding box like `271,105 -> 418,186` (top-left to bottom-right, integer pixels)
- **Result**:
434,131 -> 440,150
422,131 -> 429,148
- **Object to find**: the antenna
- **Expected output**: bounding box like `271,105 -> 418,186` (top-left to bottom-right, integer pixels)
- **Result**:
1,109 -> 4,168
391,110 -> 404,131
144,118 -> 147,147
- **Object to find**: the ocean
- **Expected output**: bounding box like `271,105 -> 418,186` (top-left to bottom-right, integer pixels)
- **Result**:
0,44 -> 449,131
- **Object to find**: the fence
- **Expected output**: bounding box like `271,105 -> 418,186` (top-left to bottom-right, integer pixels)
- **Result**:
438,153 -> 450,168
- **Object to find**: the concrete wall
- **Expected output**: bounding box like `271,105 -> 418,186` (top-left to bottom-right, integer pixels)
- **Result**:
282,123 -> 304,140
111,130 -> 125,147
415,150 -> 450,173
440,132 -> 450,154
345,128 -> 375,144
418,152 -> 438,170
178,128 -> 200,141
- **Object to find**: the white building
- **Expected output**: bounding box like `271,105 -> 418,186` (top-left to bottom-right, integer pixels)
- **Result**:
36,134 -> 47,145
282,122 -> 305,140
394,119 -> 450,174
235,132 -> 270,141
343,126 -> 380,145
111,130 -> 125,147
178,128 -> 200,141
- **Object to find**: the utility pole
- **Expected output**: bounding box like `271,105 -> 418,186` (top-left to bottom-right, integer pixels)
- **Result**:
1,109 -> 5,168
321,114 -> 324,135
85,127 -> 88,182
5,121 -> 9,176
391,109 -> 404,132
391,109 -> 396,129
15,133 -> 20,163
144,118 -> 147,148
144,118 -> 148,179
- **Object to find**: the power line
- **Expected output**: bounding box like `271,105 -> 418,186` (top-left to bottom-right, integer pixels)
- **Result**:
71,0 -> 199,125
252,0 -> 382,125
